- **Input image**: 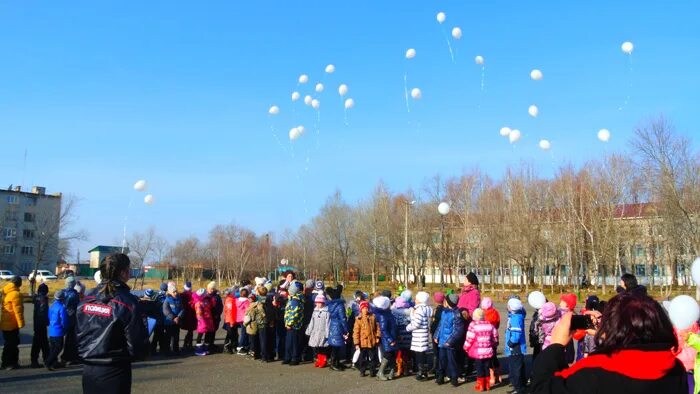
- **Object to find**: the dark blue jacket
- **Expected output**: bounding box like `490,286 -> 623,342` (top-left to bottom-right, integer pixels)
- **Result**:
49,300 -> 68,337
162,294 -> 184,326
33,294 -> 49,328
374,307 -> 398,352
436,308 -> 464,348
64,288 -> 80,327
327,298 -> 348,347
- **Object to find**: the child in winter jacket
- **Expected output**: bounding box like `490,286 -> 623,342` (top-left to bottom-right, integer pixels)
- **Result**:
435,294 -> 465,387
505,298 -> 528,394
559,293 -> 577,365
31,283 -> 50,368
162,282 -> 184,355
284,281 -> 305,365
306,294 -> 330,368
392,296 -> 412,377
430,292 -> 445,376
353,301 -> 380,377
245,288 -> 269,361
481,297 -> 501,385
223,289 -> 238,354
373,295 -> 398,381
683,331 -> 700,394
464,308 -> 499,391
325,285 -> 349,371
236,288 -> 251,354
194,288 -> 214,356
46,290 -> 68,370
536,302 -> 560,350
406,291 -> 432,381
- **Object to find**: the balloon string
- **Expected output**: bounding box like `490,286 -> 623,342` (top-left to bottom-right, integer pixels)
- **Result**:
480,66 -> 485,93
618,55 -> 633,111
270,123 -> 288,156
441,27 -> 455,64
403,72 -> 411,114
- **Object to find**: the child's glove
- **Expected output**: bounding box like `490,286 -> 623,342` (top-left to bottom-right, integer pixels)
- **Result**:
243,315 -> 251,325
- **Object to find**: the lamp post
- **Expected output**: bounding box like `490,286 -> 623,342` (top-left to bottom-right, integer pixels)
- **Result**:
403,200 -> 415,288
438,202 -> 450,288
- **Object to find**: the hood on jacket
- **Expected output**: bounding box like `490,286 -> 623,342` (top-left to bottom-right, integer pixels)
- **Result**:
2,282 -> 19,295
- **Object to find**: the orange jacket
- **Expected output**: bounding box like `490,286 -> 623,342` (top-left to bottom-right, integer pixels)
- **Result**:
1,282 -> 24,331
224,294 -> 237,326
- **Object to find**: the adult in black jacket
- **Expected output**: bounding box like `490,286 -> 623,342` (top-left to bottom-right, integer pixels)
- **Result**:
530,292 -> 687,394
30,283 -> 50,368
77,253 -> 148,394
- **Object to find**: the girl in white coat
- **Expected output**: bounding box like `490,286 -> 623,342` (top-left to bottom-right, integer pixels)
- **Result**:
406,291 -> 433,381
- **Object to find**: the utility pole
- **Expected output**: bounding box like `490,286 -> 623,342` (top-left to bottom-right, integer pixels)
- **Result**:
403,200 -> 415,288
372,226 -> 377,294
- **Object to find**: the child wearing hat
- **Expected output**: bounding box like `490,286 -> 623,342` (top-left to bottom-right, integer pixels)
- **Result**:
162,282 -> 184,355
353,300 -> 380,377
435,294 -> 465,387
325,285 -> 349,371
373,296 -> 398,381
46,290 -> 68,370
559,293 -> 577,365
236,288 -> 251,354
223,287 -> 238,354
430,292 -> 446,376
392,296 -> 412,377
505,298 -> 527,394
407,291 -> 432,381
536,302 -> 560,350
305,294 -> 330,367
31,283 -> 50,368
481,297 -> 502,385
463,308 -> 499,391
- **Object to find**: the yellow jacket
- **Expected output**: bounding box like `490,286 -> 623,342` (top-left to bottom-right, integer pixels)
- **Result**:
1,282 -> 24,331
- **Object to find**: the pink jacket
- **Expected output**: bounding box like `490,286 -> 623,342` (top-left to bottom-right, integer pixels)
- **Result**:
457,285 -> 481,315
235,297 -> 250,323
194,293 -> 214,334
675,323 -> 700,371
463,319 -> 498,360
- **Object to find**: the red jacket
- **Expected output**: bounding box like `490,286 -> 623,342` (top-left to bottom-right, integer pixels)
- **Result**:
224,294 -> 237,326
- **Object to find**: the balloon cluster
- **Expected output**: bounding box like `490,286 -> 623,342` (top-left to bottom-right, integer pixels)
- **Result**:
133,180 -> 155,205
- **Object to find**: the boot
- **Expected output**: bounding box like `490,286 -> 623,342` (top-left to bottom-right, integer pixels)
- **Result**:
484,376 -> 491,391
318,354 -> 327,368
494,366 -> 502,384
474,377 -> 485,392
377,358 -> 389,381
388,368 -> 395,380
436,372 -> 445,385
396,352 -> 404,377
415,365 -> 428,381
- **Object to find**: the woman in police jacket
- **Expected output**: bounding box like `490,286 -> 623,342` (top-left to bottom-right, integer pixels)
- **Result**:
77,253 -> 148,394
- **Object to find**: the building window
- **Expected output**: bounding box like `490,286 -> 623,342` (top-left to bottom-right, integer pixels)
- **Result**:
21,246 -> 34,256
24,212 -> 35,222
23,229 -> 35,239
3,228 -> 17,239
24,197 -> 37,206
6,195 -> 19,205
4,211 -> 17,221
3,245 -> 15,255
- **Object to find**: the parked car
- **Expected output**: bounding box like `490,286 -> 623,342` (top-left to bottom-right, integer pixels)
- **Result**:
57,270 -> 75,279
0,270 -> 16,280
28,270 -> 58,282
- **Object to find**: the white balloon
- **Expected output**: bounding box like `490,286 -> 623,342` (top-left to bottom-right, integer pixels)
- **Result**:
325,64 -> 335,73
451,27 -> 462,39
289,127 -> 301,141
509,129 -> 521,144
338,84 -> 349,96
669,295 -> 700,330
344,98 -> 354,109
475,55 -> 484,65
528,105 -> 539,117
530,69 -> 543,81
94,270 -> 102,283
298,74 -> 309,84
268,105 -> 280,115
410,88 -> 422,99
691,257 -> 700,284
291,91 -> 300,101
311,99 -> 320,110
499,127 -> 511,137
597,128 -> 611,142
304,95 -> 312,106
539,139 -> 551,150
436,12 -> 446,24
133,180 -> 147,192
621,41 -> 634,55
297,125 -> 305,134
405,48 -> 416,59
315,83 -> 324,93
527,291 -> 546,310
438,202 -> 450,216
144,194 -> 155,205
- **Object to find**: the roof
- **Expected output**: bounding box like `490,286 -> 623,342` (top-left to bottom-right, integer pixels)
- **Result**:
88,245 -> 130,254
613,203 -> 657,219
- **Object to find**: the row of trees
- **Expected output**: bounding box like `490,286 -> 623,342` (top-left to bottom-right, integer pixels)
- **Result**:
130,117 -> 699,294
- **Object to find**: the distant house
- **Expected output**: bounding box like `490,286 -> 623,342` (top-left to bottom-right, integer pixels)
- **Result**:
56,259 -> 92,276
88,246 -> 129,269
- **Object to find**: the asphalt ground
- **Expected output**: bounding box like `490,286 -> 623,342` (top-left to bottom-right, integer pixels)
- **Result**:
0,301 -> 533,393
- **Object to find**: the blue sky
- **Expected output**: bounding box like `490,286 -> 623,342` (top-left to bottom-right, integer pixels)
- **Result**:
0,1 -> 698,260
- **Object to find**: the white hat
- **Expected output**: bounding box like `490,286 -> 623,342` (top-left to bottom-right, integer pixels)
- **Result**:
415,291 -> 430,305
372,296 -> 391,310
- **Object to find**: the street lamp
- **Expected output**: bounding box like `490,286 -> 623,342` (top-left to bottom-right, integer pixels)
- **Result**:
438,202 -> 450,288
403,200 -> 415,288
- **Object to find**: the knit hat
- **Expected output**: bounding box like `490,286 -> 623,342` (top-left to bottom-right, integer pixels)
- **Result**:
433,291 -> 445,304
207,281 -> 217,291
381,290 -> 392,298
507,298 -> 523,312
65,276 -> 77,288
446,294 -> 459,308
354,290 -> 366,300
400,289 -> 413,302
196,288 -> 206,297
415,291 -> 429,305
585,295 -> 600,311
315,281 -> 325,290
10,275 -> 21,287
54,289 -> 65,300
394,297 -> 409,309
481,297 -> 493,310
167,281 -> 177,293
472,308 -> 484,321
560,293 -> 577,311
305,279 -> 315,289
466,272 -> 479,286
359,300 -> 370,311
326,285 -> 343,300
144,288 -> 155,298
160,283 -> 168,292
184,281 -> 192,291
37,283 -> 49,295
541,302 -> 558,319
288,281 -> 300,296
255,277 -> 266,286
372,296 -> 391,310
314,294 -> 326,304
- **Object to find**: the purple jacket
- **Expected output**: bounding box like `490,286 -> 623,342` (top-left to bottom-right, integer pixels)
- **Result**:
457,285 -> 481,315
